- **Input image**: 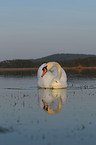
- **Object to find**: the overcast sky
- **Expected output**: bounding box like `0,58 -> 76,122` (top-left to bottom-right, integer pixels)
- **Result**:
0,0 -> 96,61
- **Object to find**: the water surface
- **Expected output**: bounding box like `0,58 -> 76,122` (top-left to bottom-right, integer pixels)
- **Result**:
0,73 -> 96,145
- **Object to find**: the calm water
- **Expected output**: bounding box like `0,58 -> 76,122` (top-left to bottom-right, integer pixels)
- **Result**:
0,72 -> 96,145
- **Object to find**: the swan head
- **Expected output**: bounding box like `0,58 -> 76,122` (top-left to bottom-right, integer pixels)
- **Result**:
41,62 -> 61,78
41,65 -> 48,77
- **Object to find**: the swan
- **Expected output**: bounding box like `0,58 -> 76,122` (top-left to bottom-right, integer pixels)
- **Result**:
42,98 -> 62,114
38,89 -> 67,114
37,62 -> 67,88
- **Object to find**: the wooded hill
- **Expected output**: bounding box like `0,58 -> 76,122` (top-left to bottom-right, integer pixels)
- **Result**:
0,53 -> 96,68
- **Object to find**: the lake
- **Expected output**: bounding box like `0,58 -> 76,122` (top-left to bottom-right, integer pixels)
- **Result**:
0,71 -> 96,145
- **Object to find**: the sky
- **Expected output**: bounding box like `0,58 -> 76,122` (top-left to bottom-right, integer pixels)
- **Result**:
0,0 -> 96,61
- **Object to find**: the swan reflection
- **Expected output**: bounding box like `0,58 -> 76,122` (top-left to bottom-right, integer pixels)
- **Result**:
38,89 -> 67,114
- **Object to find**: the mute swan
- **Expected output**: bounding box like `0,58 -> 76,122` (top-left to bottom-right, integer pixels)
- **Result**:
42,98 -> 62,114
37,62 -> 67,88
38,89 -> 67,114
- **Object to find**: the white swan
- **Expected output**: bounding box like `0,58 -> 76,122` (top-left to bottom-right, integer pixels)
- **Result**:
38,89 -> 67,114
37,62 -> 67,88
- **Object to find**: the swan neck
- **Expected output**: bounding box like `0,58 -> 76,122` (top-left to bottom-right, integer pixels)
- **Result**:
52,62 -> 62,79
57,64 -> 62,79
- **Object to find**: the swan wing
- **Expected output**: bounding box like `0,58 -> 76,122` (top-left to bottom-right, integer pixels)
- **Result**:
51,68 -> 67,88
60,68 -> 67,88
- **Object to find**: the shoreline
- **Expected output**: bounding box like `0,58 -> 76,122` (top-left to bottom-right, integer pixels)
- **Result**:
0,67 -> 96,71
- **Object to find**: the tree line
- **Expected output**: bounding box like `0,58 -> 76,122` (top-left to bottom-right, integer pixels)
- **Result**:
0,57 -> 96,68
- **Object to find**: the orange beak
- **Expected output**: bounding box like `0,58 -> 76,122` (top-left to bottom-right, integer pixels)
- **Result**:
41,68 -> 47,77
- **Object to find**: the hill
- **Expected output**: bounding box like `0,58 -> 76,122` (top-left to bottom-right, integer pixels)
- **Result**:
0,53 -> 96,68
34,53 -> 96,61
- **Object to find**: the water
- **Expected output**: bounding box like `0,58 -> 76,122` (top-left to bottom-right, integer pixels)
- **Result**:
0,73 -> 96,145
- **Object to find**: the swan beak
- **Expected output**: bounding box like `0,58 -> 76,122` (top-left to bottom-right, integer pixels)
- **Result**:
41,68 -> 47,77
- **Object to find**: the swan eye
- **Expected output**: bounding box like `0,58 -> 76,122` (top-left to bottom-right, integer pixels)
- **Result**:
42,66 -> 47,71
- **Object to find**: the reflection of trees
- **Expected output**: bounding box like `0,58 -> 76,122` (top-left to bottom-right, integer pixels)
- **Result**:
38,89 -> 67,114
0,70 -> 36,77
66,68 -> 96,77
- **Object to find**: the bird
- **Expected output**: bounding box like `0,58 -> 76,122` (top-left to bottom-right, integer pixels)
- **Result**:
38,88 -> 67,114
37,62 -> 67,89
